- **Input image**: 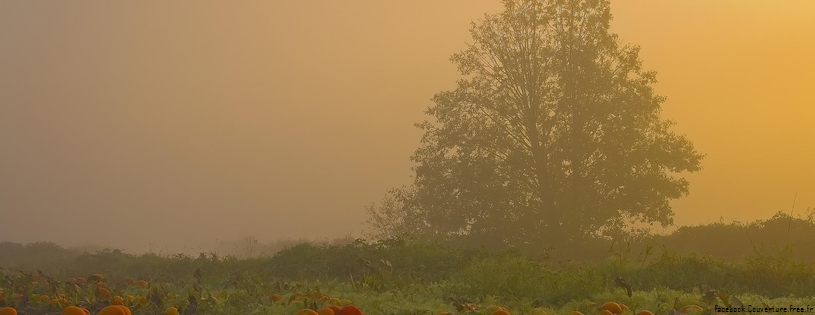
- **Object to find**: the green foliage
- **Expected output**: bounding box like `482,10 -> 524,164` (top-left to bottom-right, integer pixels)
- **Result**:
3,212 -> 815,315
263,237 -> 488,285
449,252 -> 551,299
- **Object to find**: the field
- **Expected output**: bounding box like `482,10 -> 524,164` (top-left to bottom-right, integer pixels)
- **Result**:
2,213 -> 814,315
2,217 -> 815,315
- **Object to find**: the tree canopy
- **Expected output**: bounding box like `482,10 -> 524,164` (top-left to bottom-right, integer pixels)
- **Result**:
366,0 -> 704,253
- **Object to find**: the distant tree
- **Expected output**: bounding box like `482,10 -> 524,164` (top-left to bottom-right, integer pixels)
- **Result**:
366,0 -> 704,251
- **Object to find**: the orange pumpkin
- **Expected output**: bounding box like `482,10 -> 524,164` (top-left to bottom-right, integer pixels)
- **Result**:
90,274 -> 105,282
317,307 -> 336,315
492,310 -> 511,315
137,280 -> 148,287
270,294 -> 282,302
0,307 -> 17,315
602,302 -> 623,315
62,306 -> 86,315
329,305 -> 342,314
98,288 -> 112,298
165,307 -> 180,315
338,306 -> 364,315
295,309 -> 319,315
98,306 -> 127,315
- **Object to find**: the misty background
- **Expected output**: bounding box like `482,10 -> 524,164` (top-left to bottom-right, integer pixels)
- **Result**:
1,1 -> 813,256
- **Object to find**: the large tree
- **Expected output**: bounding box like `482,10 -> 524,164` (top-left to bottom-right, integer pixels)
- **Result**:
366,0 -> 704,251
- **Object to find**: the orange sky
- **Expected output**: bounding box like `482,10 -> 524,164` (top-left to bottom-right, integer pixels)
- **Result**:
0,1 -> 812,254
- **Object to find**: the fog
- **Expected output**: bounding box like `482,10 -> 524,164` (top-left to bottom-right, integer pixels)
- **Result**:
1,1 -> 813,255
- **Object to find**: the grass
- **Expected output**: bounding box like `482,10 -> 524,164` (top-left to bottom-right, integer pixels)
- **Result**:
1,211 -> 815,315
1,239 -> 814,315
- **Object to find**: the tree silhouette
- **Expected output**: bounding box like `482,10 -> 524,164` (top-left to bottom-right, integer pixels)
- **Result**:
366,0 -> 704,252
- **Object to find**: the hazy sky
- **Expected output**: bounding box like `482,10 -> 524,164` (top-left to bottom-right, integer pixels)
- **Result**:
1,1 -> 813,254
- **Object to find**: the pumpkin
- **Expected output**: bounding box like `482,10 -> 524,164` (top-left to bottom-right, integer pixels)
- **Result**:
62,306 -> 86,315
338,306 -> 364,315
270,294 -> 282,302
600,310 -> 613,315
329,305 -> 342,314
165,307 -> 180,315
491,310 -> 511,315
97,306 -> 127,315
295,309 -> 319,315
115,306 -> 131,315
98,288 -> 112,298
0,307 -> 17,315
635,310 -> 654,315
602,302 -> 623,315
317,307 -> 336,315
138,280 -> 148,287
570,311 -> 585,315
485,305 -> 504,314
